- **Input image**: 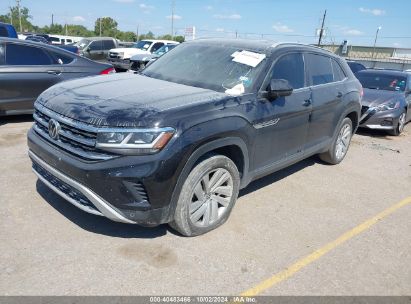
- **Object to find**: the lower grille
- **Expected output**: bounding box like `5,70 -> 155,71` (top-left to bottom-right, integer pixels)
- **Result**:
33,162 -> 99,213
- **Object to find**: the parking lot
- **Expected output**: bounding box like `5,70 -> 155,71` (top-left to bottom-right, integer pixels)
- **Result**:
0,116 -> 410,296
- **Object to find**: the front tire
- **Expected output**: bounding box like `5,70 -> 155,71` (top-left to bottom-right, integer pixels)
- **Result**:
319,117 -> 353,165
169,154 -> 240,237
388,111 -> 406,136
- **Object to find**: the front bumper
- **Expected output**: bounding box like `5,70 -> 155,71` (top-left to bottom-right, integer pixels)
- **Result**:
28,128 -> 178,225
359,106 -> 402,130
107,58 -> 131,70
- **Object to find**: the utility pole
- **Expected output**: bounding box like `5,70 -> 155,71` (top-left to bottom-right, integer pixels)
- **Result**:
10,7 -> 13,26
136,24 -> 139,42
16,0 -> 22,33
317,9 -> 327,46
99,18 -> 102,36
372,26 -> 382,58
171,0 -> 175,39
51,14 -> 54,26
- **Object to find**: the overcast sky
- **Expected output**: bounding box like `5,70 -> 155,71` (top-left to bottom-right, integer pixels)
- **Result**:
2,0 -> 410,47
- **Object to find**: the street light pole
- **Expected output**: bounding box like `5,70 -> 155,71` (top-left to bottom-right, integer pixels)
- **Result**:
372,26 -> 382,58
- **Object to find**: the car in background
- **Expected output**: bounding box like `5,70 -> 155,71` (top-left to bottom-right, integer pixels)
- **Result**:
108,40 -> 178,71
356,69 -> 411,135
75,37 -> 119,61
24,34 -> 79,54
0,22 -> 18,38
25,35 -> 49,44
0,38 -> 115,116
347,61 -> 366,74
129,44 -> 178,71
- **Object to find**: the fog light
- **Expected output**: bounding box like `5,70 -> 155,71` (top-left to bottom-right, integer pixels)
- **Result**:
381,119 -> 393,126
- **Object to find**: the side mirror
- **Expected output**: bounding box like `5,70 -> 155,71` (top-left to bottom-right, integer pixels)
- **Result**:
266,79 -> 293,100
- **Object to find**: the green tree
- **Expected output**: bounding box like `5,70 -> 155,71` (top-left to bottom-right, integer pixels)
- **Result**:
94,17 -> 118,37
0,6 -> 35,32
174,35 -> 185,43
117,31 -> 137,42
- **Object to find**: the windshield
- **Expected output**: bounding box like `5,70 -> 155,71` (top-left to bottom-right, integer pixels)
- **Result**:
142,43 -> 267,94
76,39 -> 91,50
154,45 -> 175,56
357,72 -> 407,92
132,40 -> 153,50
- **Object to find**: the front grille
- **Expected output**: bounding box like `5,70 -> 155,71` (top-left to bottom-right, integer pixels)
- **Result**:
33,106 -> 115,161
33,162 -> 100,213
109,52 -> 120,59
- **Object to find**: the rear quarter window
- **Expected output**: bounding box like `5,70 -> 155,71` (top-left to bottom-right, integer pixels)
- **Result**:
332,59 -> 346,82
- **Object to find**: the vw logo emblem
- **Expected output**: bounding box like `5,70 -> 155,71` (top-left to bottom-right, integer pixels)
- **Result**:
48,119 -> 61,140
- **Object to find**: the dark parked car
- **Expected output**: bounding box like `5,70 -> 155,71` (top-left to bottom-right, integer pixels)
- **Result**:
347,61 -> 366,74
75,37 -> 118,61
130,44 -> 178,71
0,22 -> 18,38
25,34 -> 79,54
357,69 -> 411,135
0,38 -> 115,116
28,39 -> 361,236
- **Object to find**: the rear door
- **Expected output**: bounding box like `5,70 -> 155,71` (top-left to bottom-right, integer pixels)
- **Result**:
0,42 -> 63,114
253,52 -> 312,169
304,53 -> 347,151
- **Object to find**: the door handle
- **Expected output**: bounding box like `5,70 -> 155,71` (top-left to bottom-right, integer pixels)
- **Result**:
47,70 -> 62,75
302,98 -> 312,107
337,92 -> 343,98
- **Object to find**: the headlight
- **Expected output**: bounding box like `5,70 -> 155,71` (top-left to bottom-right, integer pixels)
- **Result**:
117,52 -> 124,59
373,100 -> 400,112
96,127 -> 175,155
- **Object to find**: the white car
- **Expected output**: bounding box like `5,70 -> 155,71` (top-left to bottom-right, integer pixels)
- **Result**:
108,40 -> 178,70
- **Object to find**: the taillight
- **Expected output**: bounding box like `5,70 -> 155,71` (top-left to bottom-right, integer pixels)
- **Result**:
100,67 -> 116,75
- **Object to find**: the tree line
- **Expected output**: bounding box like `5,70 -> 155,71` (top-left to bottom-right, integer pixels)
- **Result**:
0,6 -> 185,43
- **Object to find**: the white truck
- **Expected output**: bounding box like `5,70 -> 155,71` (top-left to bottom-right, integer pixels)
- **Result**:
108,39 -> 178,71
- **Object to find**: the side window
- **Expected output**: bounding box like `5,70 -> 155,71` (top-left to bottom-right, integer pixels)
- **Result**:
0,43 -> 5,65
332,59 -> 346,81
103,40 -> 115,50
271,53 -> 305,89
50,51 -> 74,64
6,43 -> 54,65
151,43 -> 164,52
305,54 -> 334,86
89,41 -> 102,51
0,26 -> 8,37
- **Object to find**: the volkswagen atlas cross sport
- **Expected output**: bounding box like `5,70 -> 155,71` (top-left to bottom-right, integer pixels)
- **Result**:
28,39 -> 362,236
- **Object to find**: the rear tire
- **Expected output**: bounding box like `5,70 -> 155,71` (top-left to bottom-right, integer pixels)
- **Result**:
169,154 -> 240,237
388,111 -> 406,136
319,117 -> 353,165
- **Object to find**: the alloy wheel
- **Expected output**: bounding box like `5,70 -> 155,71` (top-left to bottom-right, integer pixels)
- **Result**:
335,123 -> 352,161
398,113 -> 406,133
189,168 -> 234,228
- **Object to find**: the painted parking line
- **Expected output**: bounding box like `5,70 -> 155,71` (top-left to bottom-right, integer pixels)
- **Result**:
241,196 -> 411,296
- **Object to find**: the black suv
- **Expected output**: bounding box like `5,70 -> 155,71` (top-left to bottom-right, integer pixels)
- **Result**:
28,39 -> 362,236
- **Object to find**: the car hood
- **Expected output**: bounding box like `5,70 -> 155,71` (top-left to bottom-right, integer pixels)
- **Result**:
130,53 -> 156,61
361,88 -> 404,107
110,48 -> 150,55
36,73 -> 226,128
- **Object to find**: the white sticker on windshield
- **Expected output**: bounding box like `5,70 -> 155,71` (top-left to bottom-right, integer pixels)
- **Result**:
225,83 -> 245,96
231,50 -> 266,67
